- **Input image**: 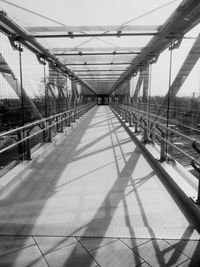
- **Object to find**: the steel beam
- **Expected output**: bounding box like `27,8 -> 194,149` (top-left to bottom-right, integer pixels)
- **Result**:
73,69 -> 126,72
109,0 -> 200,94
79,74 -> 121,77
62,55 -> 134,62
65,62 -> 132,66
26,25 -> 160,33
52,47 -> 142,52
55,52 -> 140,56
0,11 -> 96,95
161,33 -> 200,108
33,32 -> 156,38
81,78 -> 120,80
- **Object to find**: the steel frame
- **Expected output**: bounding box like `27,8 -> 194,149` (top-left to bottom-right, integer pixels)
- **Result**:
109,0 -> 200,94
0,11 -> 96,95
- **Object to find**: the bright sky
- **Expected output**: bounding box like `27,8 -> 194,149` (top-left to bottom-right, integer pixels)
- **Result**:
0,0 -> 182,26
1,0 -> 200,98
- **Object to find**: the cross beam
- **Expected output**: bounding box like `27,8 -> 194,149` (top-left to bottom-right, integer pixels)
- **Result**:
73,69 -> 126,72
0,12 -> 96,94
52,47 -> 142,52
26,25 -> 160,33
55,52 -> 140,56
110,0 -> 200,94
65,62 -> 132,66
79,74 -> 121,77
33,32 -> 156,38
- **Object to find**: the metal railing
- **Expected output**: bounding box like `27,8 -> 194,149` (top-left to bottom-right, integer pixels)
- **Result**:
110,102 -> 200,204
0,103 -> 95,177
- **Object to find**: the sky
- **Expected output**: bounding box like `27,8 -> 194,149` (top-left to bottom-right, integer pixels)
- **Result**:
0,0 -> 182,26
0,0 -> 200,98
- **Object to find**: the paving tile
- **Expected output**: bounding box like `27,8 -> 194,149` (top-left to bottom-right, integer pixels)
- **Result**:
120,238 -> 151,249
177,259 -> 200,266
165,240 -> 200,264
91,239 -> 144,267
34,236 -> 77,255
78,237 -> 117,252
0,245 -> 48,267
139,263 -> 151,267
45,242 -> 97,267
0,235 -> 35,256
132,239 -> 189,267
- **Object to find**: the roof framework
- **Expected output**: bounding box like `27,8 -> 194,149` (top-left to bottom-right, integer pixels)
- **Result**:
0,0 -> 200,95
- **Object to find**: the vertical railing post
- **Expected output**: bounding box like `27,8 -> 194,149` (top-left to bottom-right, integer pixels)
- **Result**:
66,111 -> 71,127
25,130 -> 31,160
156,124 -> 167,162
48,120 -> 53,142
140,117 -> 148,143
60,115 -> 64,132
17,131 -> 23,160
76,108 -> 80,119
55,116 -> 59,132
129,111 -> 133,127
43,120 -> 48,143
134,118 -> 138,133
125,107 -> 129,123
74,108 -> 77,120
149,121 -> 155,141
71,109 -> 75,123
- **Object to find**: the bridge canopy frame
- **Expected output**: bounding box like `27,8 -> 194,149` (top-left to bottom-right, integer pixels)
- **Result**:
0,0 -> 200,97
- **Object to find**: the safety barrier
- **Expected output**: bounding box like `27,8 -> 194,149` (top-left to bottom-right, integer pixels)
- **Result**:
0,103 -> 95,177
110,102 -> 200,204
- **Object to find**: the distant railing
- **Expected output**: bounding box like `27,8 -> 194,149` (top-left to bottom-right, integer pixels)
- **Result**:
0,103 -> 95,177
110,102 -> 200,204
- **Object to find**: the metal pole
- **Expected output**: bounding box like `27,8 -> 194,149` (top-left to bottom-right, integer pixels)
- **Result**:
166,44 -> 173,153
18,43 -> 25,160
18,43 -> 25,127
57,70 -> 60,113
147,64 -> 152,134
43,62 -> 48,118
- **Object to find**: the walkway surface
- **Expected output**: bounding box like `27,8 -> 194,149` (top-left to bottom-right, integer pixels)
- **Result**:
0,106 -> 200,266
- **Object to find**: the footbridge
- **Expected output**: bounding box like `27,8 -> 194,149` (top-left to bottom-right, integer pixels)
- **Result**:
1,0 -> 200,266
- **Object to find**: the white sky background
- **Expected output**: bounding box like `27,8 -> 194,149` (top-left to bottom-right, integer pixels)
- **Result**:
1,0 -> 200,97
0,0 -> 182,25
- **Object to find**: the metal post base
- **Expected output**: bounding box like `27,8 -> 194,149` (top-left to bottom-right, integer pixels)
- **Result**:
190,196 -> 200,205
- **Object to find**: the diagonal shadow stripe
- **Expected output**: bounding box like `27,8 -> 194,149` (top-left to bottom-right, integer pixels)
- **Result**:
63,107 -> 143,266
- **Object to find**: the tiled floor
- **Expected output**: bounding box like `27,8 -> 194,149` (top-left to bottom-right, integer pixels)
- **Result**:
0,236 -> 199,266
0,106 -> 200,266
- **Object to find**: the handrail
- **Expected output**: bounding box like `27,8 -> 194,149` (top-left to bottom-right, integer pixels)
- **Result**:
121,103 -> 199,144
111,101 -> 200,205
0,103 -> 95,159
0,103 -> 92,138
110,102 -> 200,165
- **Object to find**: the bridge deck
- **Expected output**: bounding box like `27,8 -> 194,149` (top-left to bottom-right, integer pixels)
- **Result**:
0,106 -> 200,266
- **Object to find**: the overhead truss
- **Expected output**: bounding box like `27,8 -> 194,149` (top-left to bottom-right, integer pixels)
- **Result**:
1,0 -> 200,96
0,11 -> 97,94
110,0 -> 200,94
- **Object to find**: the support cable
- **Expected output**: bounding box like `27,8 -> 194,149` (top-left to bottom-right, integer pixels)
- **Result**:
118,0 -> 180,29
